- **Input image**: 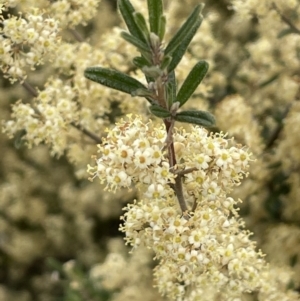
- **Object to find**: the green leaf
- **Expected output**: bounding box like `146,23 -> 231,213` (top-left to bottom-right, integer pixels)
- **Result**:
290,254 -> 298,267
46,257 -> 64,274
120,31 -> 150,53
117,0 -> 146,42
142,66 -> 163,78
84,66 -> 147,95
277,28 -> 297,38
133,56 -> 151,69
14,129 -> 26,149
176,60 -> 209,107
167,16 -> 202,72
131,88 -> 154,97
132,57 -> 154,83
147,0 -> 163,35
133,12 -> 150,38
158,15 -> 166,41
149,105 -> 171,118
160,54 -> 172,70
166,70 -> 176,108
175,110 -> 215,127
258,74 -> 279,88
164,4 -> 203,56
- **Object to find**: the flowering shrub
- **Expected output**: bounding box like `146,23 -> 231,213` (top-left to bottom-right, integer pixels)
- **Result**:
0,0 -> 300,301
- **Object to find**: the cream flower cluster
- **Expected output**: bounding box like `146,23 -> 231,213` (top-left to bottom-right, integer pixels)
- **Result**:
88,114 -> 175,194
231,0 -> 299,18
0,7 -> 60,83
2,78 -> 78,156
88,115 -> 251,195
2,40 -> 118,160
173,127 -> 252,206
87,115 -> 267,300
49,0 -> 101,28
89,244 -> 163,301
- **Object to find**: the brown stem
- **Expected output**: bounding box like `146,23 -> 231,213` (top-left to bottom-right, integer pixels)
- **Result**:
156,79 -> 166,107
191,196 -> 198,212
174,172 -> 189,213
70,122 -> 102,144
173,167 -> 198,176
69,29 -> 85,42
163,118 -> 175,150
272,3 -> 300,35
22,81 -> 38,97
149,34 -> 189,214
164,119 -> 188,213
164,119 -> 176,166
265,104 -> 292,150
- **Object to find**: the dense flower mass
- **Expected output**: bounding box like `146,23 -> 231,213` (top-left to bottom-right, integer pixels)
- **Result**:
0,7 -> 60,82
122,195 -> 267,300
88,115 -> 173,192
88,112 -> 249,202
49,0 -> 101,28
88,114 -> 252,199
86,115 -> 270,300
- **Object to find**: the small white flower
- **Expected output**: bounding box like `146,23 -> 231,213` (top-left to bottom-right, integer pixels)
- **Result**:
145,183 -> 165,199
216,149 -> 232,168
193,153 -> 211,169
133,149 -> 152,169
188,230 -> 203,248
117,145 -> 134,164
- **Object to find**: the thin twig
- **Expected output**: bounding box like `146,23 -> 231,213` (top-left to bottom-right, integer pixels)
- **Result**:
272,3 -> 300,35
164,119 -> 188,214
21,80 -> 103,144
174,174 -> 189,214
162,118 -> 175,151
149,36 -> 189,215
69,29 -> 85,42
22,81 -> 38,97
265,104 -> 292,150
70,122 -> 102,144
173,167 -> 198,176
191,196 -> 198,212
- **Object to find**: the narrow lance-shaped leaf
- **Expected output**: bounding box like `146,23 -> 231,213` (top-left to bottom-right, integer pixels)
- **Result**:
164,4 -> 203,56
14,129 -> 26,149
84,67 -> 147,95
167,16 -> 202,72
132,57 -> 154,83
278,28 -> 298,38
147,0 -> 163,35
142,66 -> 163,79
160,55 -> 172,70
166,70 -> 176,109
121,31 -> 150,53
133,12 -> 150,39
46,258 -> 64,274
133,56 -> 151,69
176,60 -> 209,107
149,104 -> 171,118
158,15 -> 166,41
131,88 -> 154,98
117,0 -> 146,42
175,110 -> 215,127
258,74 -> 279,88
